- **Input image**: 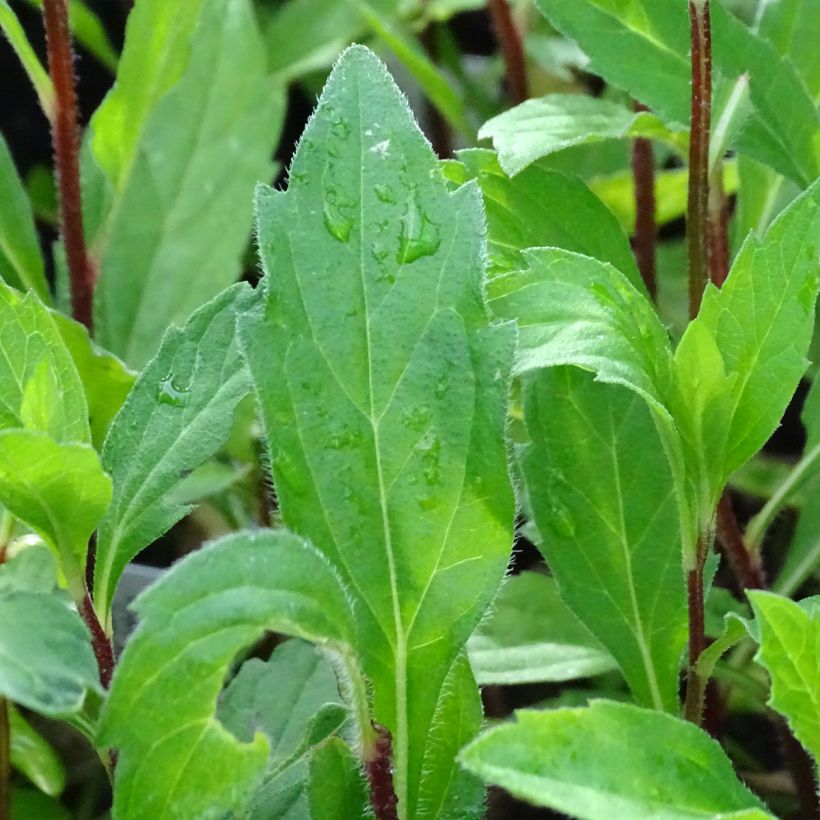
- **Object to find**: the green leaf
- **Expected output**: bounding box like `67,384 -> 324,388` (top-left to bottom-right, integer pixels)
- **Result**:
0,431 -> 111,593
758,0 -> 820,102
308,738 -> 369,820
238,46 -> 515,818
94,284 -> 253,627
459,701 -> 773,819
9,704 -> 66,796
10,789 -> 70,820
468,572 -> 618,685
0,280 -> 88,443
0,544 -> 58,594
487,248 -> 673,412
479,94 -> 687,177
444,148 -> 640,284
0,135 -> 49,300
0,589 -> 101,716
218,641 -> 345,772
87,0 -> 283,366
674,179 -> 820,494
534,0 -> 820,186
0,0 -> 54,117
51,311 -> 135,449
748,591 -> 820,764
520,369 -> 686,711
99,529 -> 361,820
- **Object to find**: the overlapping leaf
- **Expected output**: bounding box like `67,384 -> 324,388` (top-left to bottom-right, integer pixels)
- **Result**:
99,530 -> 362,820
479,94 -> 687,176
238,46 -> 515,818
520,369 -> 686,711
94,284 -> 254,625
86,0 -> 283,366
460,701 -> 774,819
443,149 -> 640,283
468,572 -> 618,686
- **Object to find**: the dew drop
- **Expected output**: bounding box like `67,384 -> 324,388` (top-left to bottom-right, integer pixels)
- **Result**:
323,187 -> 354,243
374,184 -> 396,204
158,374 -> 189,408
397,197 -> 441,264
331,118 -> 352,140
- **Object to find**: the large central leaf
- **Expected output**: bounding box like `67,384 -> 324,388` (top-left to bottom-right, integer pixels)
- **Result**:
239,46 -> 515,819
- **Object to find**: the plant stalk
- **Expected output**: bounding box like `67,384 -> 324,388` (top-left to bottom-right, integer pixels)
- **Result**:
630,101 -> 657,300
0,698 -> 9,820
684,541 -> 707,724
707,161 -> 730,287
487,0 -> 528,105
365,724 -> 399,820
80,592 -> 115,689
43,0 -> 95,332
715,494 -> 766,591
687,0 -> 712,319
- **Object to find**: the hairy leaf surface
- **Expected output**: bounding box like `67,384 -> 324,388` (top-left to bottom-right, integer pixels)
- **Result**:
308,738 -> 369,820
468,572 -> 617,685
521,369 -> 686,711
94,284 -> 253,625
674,180 -> 820,499
99,530 -> 361,820
459,701 -> 773,818
239,46 -> 515,818
87,0 -> 283,366
479,94 -> 687,176
443,149 -> 639,283
749,591 -> 820,764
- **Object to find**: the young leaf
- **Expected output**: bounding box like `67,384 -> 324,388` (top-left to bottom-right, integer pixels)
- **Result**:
748,591 -> 820,764
534,0 -> 820,186
520,369 -> 686,711
0,431 -> 111,593
98,530 -> 362,820
238,46 -> 515,818
93,284 -> 253,626
674,179 -> 820,492
51,311 -> 135,449
459,701 -> 773,819
87,0 -> 284,366
0,589 -> 101,716
0,135 -> 49,300
468,572 -> 618,685
479,94 -> 687,177
308,737 -> 369,820
444,148 -> 640,284
9,704 -> 66,796
487,248 -> 673,413
0,280 -> 88,443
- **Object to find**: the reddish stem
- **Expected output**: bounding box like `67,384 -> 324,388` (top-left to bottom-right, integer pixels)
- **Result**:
684,549 -> 707,725
487,0 -> 528,105
630,102 -> 657,300
687,0 -> 712,319
365,724 -> 399,820
80,592 -> 115,689
43,0 -> 95,331
715,494 -> 766,592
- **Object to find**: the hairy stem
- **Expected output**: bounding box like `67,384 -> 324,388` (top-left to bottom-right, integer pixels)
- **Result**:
365,724 -> 399,820
715,493 -> 766,591
684,543 -> 707,725
687,0 -> 712,319
487,0 -> 528,105
43,0 -> 95,331
80,592 -> 115,689
630,102 -> 657,300
0,698 -> 8,820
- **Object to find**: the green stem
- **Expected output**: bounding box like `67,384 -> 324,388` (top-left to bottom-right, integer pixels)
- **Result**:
746,441 -> 820,550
